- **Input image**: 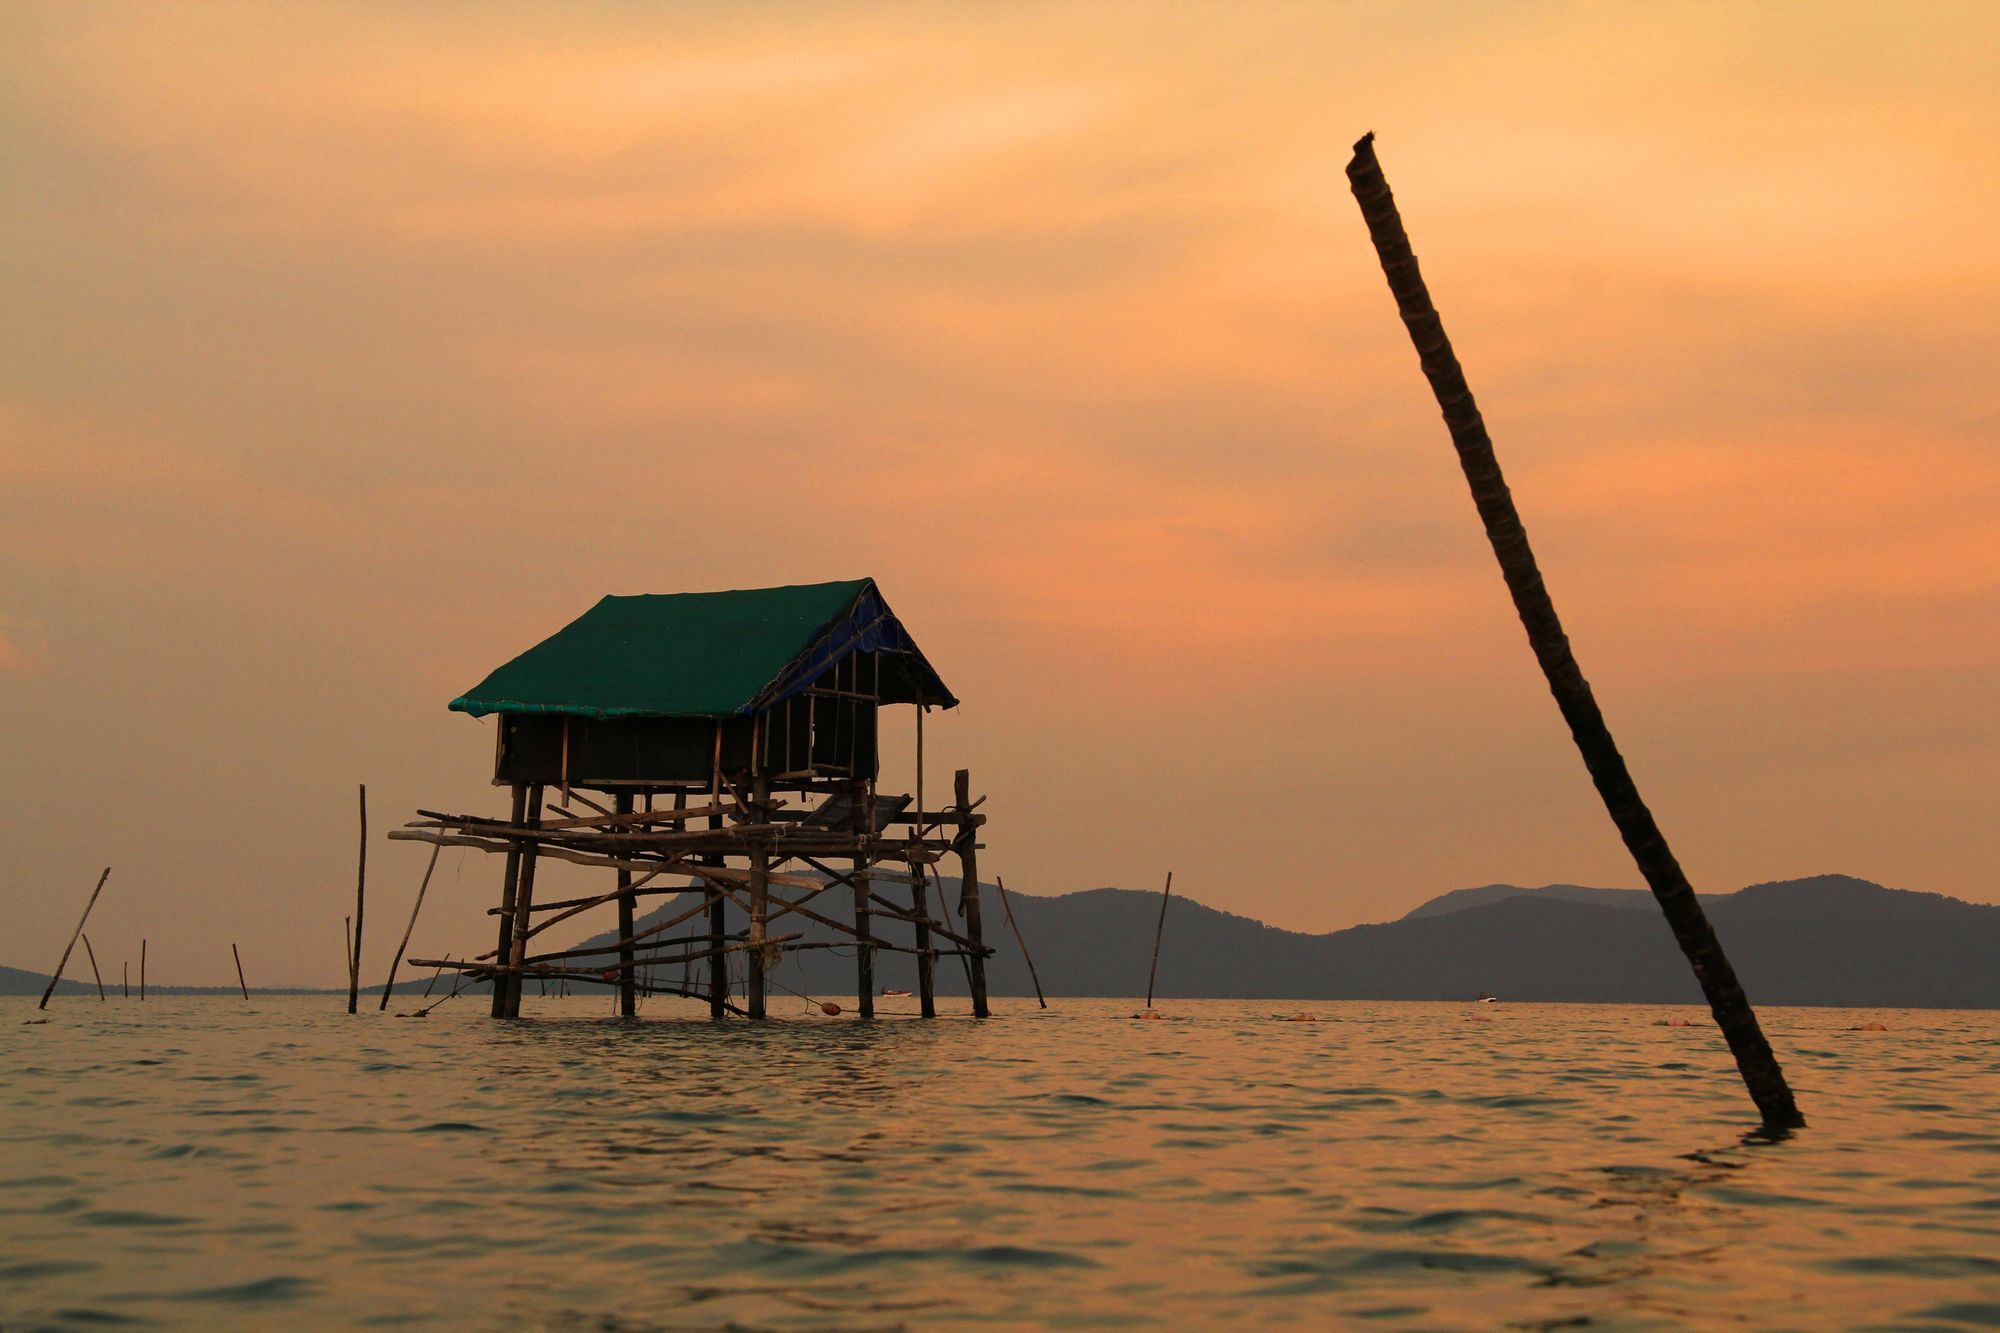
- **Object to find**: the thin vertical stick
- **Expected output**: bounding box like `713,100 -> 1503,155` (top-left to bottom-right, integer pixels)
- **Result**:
379,840 -> 443,1010
81,934 -> 106,1001
140,938 -> 146,1001
615,791 -> 636,1017
344,915 -> 354,1004
231,943 -> 249,1000
349,783 -> 367,1015
995,876 -> 1047,1009
1144,872 -> 1174,1011
123,960 -> 129,999
1345,132 -> 1802,1130
40,867 -> 111,1009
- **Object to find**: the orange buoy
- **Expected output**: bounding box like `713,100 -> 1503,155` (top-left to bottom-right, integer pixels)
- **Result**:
820,1001 -> 842,1016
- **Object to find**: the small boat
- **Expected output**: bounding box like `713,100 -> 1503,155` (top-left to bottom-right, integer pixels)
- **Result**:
1475,991 -> 1498,1003
880,987 -> 912,998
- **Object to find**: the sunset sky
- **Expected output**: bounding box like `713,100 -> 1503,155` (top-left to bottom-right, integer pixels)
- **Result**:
3,3 -> 1995,986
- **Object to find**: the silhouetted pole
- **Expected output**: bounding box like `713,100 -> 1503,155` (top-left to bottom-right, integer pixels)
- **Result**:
380,840 -> 442,1010
40,867 -> 111,1009
140,939 -> 146,1001
232,943 -> 250,1000
1144,872 -> 1173,1011
350,784 -> 366,1015
995,876 -> 1047,1009
81,934 -> 106,1001
123,960 -> 129,999
1344,132 -> 1802,1130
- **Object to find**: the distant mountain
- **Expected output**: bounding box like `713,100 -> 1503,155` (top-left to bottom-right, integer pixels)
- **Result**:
1398,881 -> 1725,919
557,872 -> 1999,1010
11,875 -> 1992,1009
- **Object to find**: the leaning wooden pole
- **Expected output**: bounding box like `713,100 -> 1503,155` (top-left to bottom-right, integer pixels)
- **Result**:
349,783 -> 367,1015
1144,871 -> 1173,1011
81,934 -> 106,1001
1344,132 -> 1802,1129
380,840 -> 443,1010
231,943 -> 249,1000
995,876 -> 1047,1009
40,867 -> 111,1009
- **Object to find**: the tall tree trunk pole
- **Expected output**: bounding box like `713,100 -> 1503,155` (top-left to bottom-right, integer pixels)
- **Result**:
1144,872 -> 1173,1011
1344,133 -> 1802,1129
349,783 -> 367,1015
40,867 -> 111,1009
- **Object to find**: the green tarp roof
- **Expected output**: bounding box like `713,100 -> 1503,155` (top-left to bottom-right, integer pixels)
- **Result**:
449,578 -> 955,719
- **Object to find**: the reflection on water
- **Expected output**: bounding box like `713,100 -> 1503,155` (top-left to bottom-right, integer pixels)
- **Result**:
3,996 -> 1997,1328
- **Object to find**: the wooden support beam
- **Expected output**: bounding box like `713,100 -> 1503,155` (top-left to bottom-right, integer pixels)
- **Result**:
489,783 -> 528,1018
954,769 -> 989,1018
503,785 -> 545,1018
615,791 -> 636,1018
852,781 -> 874,1018
746,777 -> 771,1019
909,859 -> 937,1018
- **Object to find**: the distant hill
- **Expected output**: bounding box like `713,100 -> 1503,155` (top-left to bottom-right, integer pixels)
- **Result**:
10,875 -> 1993,1008
557,872 -> 1999,1010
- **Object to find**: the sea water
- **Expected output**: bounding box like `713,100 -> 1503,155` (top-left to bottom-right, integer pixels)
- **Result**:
2,994 -> 1996,1329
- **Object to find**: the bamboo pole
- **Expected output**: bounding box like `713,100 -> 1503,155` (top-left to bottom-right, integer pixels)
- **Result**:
232,943 -> 249,1000
140,938 -> 146,1001
615,791 -> 636,1018
349,783 -> 366,1015
503,785 -> 545,1017
81,934 -> 105,1001
490,783 -> 529,1017
1345,132 -> 1802,1130
123,960 -> 129,999
1144,872 -> 1173,1011
40,867 -> 111,1009
379,840 -> 442,1010
909,859 -> 937,1018
953,770 -> 990,1017
995,876 -> 1047,1009
344,915 -> 354,1002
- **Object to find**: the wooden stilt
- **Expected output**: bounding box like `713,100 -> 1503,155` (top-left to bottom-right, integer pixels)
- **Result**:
852,780 -> 875,1018
140,938 -> 146,1002
746,778 -> 770,1019
232,943 -> 249,1000
123,960 -> 129,999
503,785 -> 546,1018
81,934 -> 105,1001
39,866 -> 111,1010
380,840 -> 443,1010
953,769 -> 989,1018
349,783 -> 367,1014
1346,132 -> 1803,1130
995,876 -> 1047,1009
1145,871 -> 1174,1012
615,791 -> 636,1018
909,859 -> 937,1018
490,783 -> 529,1018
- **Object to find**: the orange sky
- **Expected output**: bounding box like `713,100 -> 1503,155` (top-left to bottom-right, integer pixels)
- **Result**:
3,3 -> 1996,985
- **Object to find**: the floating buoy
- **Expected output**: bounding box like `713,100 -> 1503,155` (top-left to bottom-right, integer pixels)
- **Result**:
820,1001 -> 841,1016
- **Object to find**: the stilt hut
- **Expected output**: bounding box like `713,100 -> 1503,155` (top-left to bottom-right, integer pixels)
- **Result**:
397,578 -> 992,1019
